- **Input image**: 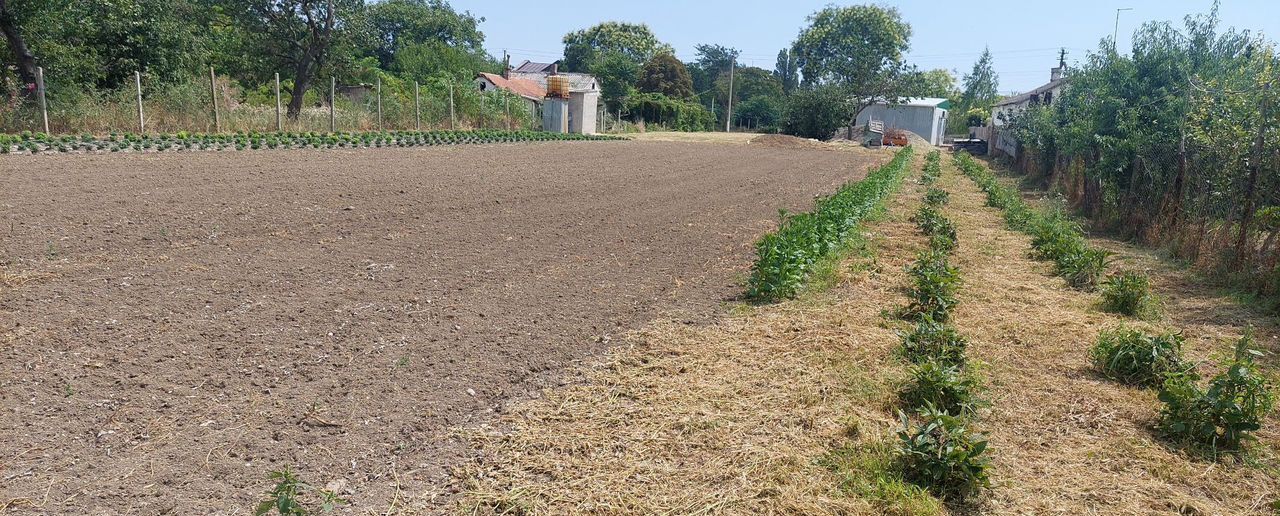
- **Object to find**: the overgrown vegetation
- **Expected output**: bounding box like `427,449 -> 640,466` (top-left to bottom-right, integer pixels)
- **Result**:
1100,271 -> 1161,319
955,151 -> 1112,290
1157,332 -> 1275,452
0,129 -> 617,154
747,146 -> 913,301
1089,326 -> 1191,386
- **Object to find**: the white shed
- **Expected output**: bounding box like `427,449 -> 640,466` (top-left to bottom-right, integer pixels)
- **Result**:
855,97 -> 951,146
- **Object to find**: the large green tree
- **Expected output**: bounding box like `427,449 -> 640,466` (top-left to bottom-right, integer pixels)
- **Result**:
562,22 -> 672,73
637,53 -> 693,98
773,48 -> 798,94
591,51 -> 639,109
790,5 -> 914,132
959,47 -> 999,110
366,0 -> 484,71
908,68 -> 958,98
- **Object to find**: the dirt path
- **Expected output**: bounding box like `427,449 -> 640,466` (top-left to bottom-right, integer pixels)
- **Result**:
0,141 -> 889,513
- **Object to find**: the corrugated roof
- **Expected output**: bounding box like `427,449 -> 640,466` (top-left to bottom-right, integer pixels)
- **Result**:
995,78 -> 1069,107
864,97 -> 951,109
476,73 -> 546,101
513,60 -> 557,74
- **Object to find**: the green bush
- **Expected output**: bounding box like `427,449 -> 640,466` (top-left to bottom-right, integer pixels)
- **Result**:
896,406 -> 991,501
914,205 -> 957,253
1100,271 -> 1160,318
625,92 -> 716,132
899,317 -> 969,366
1089,326 -> 1191,386
780,85 -> 852,141
904,249 -> 962,323
1157,332 -> 1275,451
901,360 -> 985,417
748,147 -> 914,300
924,187 -> 949,207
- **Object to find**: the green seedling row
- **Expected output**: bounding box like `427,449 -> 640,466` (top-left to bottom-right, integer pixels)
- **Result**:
0,129 -> 621,155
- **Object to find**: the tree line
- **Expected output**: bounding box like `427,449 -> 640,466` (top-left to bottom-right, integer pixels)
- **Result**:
1,1 -> 1000,137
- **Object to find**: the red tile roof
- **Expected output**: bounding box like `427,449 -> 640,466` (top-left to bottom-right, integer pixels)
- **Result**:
476,73 -> 546,101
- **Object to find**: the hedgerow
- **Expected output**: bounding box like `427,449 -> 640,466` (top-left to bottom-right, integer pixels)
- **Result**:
954,152 -> 1111,290
0,129 -> 620,155
747,146 -> 914,301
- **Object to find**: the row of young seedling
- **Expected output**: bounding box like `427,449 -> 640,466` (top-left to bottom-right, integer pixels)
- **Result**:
892,150 -> 992,504
747,146 -> 916,301
0,129 -> 620,154
955,152 -> 1274,455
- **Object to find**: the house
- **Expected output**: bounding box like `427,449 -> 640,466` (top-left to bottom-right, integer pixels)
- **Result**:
473,72 -> 546,121
990,60 -> 1069,157
507,60 -> 601,134
855,97 -> 951,146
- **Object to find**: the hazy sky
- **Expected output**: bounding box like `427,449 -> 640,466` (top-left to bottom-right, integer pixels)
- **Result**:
450,0 -> 1280,94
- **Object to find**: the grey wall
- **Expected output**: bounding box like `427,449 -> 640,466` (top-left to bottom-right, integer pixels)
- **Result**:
855,104 -> 945,145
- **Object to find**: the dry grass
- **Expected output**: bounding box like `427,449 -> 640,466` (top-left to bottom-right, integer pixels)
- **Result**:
453,150 -> 1280,515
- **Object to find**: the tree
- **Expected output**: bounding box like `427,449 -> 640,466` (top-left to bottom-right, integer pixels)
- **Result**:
694,43 -> 739,74
562,22 -> 672,73
781,85 -> 851,140
0,0 -> 37,90
790,5 -> 914,133
637,53 -> 693,98
736,95 -> 782,130
714,66 -> 781,113
591,51 -> 639,109
959,47 -> 999,111
908,68 -> 957,99
366,0 -> 484,71
774,48 -> 798,94
220,0 -> 367,118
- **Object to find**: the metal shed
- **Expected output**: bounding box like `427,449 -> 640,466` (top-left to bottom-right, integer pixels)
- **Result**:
855,97 -> 951,146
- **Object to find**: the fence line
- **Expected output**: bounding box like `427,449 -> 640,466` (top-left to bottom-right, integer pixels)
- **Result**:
1,68 -> 539,136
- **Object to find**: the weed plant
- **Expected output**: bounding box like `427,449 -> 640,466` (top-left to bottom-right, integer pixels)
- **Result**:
1157,332 -> 1275,452
255,467 -> 343,515
1089,326 -> 1191,386
748,146 -> 914,300
1100,271 -> 1160,318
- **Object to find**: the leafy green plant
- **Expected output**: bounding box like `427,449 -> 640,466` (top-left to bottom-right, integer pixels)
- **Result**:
914,205 -> 957,253
901,360 -> 986,417
904,249 -> 961,323
748,147 -> 914,300
921,150 -> 942,185
1100,271 -> 1160,318
255,468 -> 344,516
1089,325 -> 1191,386
898,316 -> 968,366
924,187 -> 949,207
1157,332 -> 1275,452
896,405 -> 991,501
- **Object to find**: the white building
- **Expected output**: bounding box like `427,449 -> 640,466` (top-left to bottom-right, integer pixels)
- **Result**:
508,60 -> 601,135
855,97 -> 951,146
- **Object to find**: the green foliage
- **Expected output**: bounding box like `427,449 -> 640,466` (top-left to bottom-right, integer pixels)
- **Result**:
590,51 -> 640,106
924,188 -> 949,207
822,439 -> 945,516
561,21 -> 673,73
791,5 -> 912,92
780,85 -> 851,141
637,54 -> 694,99
955,47 -> 999,119
734,95 -> 783,131
905,69 -> 958,99
896,406 -> 991,502
921,150 -> 942,185
748,146 -> 913,301
899,317 -> 968,366
1089,326 -> 1191,386
773,48 -> 799,94
365,0 -> 486,71
901,360 -> 985,417
1100,271 -> 1160,318
915,205 -> 957,252
624,93 -> 715,132
1157,332 -> 1275,451
904,249 -> 961,323
254,467 -> 343,515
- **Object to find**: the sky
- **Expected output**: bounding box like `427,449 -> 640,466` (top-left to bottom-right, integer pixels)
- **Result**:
449,0 -> 1280,94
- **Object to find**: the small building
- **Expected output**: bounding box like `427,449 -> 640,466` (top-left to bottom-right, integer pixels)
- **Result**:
473,72 -> 546,120
990,61 -> 1069,157
507,60 -> 601,134
855,97 -> 951,146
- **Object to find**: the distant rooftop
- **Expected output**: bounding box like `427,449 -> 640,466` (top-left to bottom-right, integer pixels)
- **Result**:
513,60 -> 558,74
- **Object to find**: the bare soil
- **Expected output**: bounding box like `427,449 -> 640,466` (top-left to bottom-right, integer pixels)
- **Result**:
0,141 -> 887,513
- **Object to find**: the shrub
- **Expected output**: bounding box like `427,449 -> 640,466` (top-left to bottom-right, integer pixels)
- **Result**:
904,250 -> 961,322
901,360 -> 985,417
924,187 -> 949,207
1157,332 -> 1275,451
748,147 -> 913,300
780,85 -> 852,141
896,406 -> 991,501
1100,271 -> 1160,318
1089,326 -> 1191,386
914,205 -> 957,253
899,317 -> 969,366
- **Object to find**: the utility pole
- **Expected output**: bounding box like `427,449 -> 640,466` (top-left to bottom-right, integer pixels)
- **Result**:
1113,8 -> 1133,52
725,57 -> 735,132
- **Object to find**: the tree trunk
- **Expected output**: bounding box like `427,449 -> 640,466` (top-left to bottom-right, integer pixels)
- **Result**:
0,0 -> 38,92
286,51 -> 315,119
1236,83 -> 1269,266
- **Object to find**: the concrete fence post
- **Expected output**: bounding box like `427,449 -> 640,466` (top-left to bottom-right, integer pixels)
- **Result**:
448,83 -> 455,130
329,77 -> 336,133
209,66 -> 220,133
36,66 -> 48,134
376,76 -> 382,132
414,81 -> 420,131
135,71 -> 144,134
274,73 -> 282,132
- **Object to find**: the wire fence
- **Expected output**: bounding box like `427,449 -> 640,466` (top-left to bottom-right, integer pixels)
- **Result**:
0,68 -> 540,136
